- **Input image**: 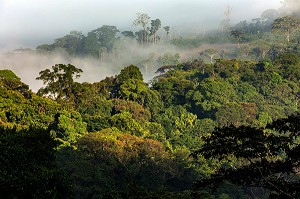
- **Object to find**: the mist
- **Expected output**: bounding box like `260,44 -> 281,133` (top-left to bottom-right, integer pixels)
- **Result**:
0,0 -> 281,51
0,40 -> 187,92
0,51 -> 109,92
0,0 -> 284,91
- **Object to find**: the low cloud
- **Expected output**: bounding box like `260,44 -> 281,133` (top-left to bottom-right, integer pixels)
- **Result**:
0,40 -> 186,92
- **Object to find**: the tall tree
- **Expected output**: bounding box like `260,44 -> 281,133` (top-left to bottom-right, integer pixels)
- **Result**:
163,26 -> 170,41
117,65 -> 144,84
203,48 -> 219,63
272,16 -> 300,42
135,30 -> 144,46
36,64 -> 83,101
133,13 -> 151,47
150,18 -> 161,45
82,31 -> 101,57
193,114 -> 300,199
250,39 -> 271,59
92,25 -> 119,52
231,30 -> 244,48
223,4 -> 232,33
38,31 -> 84,55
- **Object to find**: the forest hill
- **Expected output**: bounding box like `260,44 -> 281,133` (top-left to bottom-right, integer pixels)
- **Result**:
1,55 -> 300,198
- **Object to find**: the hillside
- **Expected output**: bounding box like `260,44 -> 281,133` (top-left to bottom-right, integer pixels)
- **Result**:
1,49 -> 300,197
2,1 -> 300,198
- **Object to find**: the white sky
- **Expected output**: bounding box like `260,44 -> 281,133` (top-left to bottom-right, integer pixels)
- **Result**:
0,0 -> 282,51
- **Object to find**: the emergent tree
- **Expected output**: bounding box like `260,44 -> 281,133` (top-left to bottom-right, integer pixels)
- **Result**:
133,13 -> 151,47
36,64 -> 83,101
272,16 -> 300,42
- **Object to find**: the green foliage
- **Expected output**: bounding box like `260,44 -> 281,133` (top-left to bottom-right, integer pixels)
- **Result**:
36,64 -> 83,101
37,31 -> 83,55
27,94 -> 60,127
5,44 -> 300,197
152,72 -> 195,107
49,110 -> 87,146
0,70 -> 21,80
6,7 -> 300,198
0,126 -> 70,198
110,111 -> 144,136
275,52 -> 300,66
112,99 -> 151,122
117,65 -> 143,83
193,114 -> 300,199
150,18 -> 161,44
81,31 -> 101,57
92,25 -> 119,51
188,77 -> 237,117
36,26 -> 119,57
58,129 -> 197,198
78,96 -> 113,132
0,70 -> 31,98
0,85 -> 60,128
272,16 -> 300,42
121,30 -> 135,39
230,30 -> 245,48
154,105 -> 216,151
118,79 -> 147,102
215,102 -> 247,127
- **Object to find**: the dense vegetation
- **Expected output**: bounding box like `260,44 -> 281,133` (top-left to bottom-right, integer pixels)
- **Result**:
2,51 -> 300,198
2,1 -> 300,198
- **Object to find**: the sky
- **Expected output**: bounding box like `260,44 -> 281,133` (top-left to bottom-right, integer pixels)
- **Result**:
0,0 -> 282,52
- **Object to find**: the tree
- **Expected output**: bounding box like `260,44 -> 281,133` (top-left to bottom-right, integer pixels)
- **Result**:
202,49 -> 219,63
60,129 -> 191,198
133,13 -> 151,47
121,30 -> 135,39
150,19 -> 161,45
49,110 -> 87,146
92,25 -> 119,52
0,126 -> 70,198
99,47 -> 108,63
135,30 -> 144,46
193,114 -> 300,199
36,64 -> 83,101
215,102 -> 247,127
230,30 -> 244,48
82,31 -> 101,57
0,70 -> 30,98
117,65 -> 144,84
275,52 -> 300,80
272,16 -> 300,42
188,77 -> 237,117
223,4 -> 232,33
250,39 -> 271,59
37,31 -> 84,55
163,26 -> 170,41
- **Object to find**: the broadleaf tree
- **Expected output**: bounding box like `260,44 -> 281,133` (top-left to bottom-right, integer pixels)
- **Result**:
272,16 -> 300,43
193,114 -> 300,199
36,64 -> 83,101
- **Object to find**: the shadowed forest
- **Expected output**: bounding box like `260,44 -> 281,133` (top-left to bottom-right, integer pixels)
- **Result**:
1,1 -> 300,198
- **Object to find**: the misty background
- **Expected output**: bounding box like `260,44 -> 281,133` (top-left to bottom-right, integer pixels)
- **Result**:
0,0 -> 282,91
